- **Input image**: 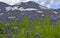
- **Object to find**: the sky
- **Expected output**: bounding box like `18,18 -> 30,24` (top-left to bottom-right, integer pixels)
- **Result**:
0,0 -> 60,9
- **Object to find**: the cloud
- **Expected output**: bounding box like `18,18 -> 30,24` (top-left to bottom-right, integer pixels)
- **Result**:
0,0 -> 60,5
37,0 -> 60,8
0,0 -> 19,5
0,0 -> 60,8
0,0 -> 37,5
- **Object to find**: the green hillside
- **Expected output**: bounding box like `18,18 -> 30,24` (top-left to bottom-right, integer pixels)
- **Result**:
0,16 -> 60,38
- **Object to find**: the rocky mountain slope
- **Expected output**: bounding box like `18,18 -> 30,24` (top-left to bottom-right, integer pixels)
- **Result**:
0,1 -> 60,22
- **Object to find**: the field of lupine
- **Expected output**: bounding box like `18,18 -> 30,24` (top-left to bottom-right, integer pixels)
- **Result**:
0,15 -> 60,38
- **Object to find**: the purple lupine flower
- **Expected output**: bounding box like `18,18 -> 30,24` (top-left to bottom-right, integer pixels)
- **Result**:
6,24 -> 10,31
50,15 -> 58,22
14,27 -> 18,34
34,33 -> 40,38
1,28 -> 5,34
24,31 -> 28,35
8,34 -> 12,38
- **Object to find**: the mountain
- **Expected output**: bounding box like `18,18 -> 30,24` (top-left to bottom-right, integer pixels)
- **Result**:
13,1 -> 48,10
0,2 -> 9,7
0,2 -> 10,13
0,1 -> 60,22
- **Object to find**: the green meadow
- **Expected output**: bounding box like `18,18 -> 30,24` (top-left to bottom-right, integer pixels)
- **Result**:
0,16 -> 60,38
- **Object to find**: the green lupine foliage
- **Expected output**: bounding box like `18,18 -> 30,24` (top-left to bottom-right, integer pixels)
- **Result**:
43,15 -> 50,25
33,18 -> 42,26
32,18 -> 42,33
27,31 -> 34,38
19,16 -> 30,29
39,15 -> 53,38
8,21 -> 18,27
0,21 -> 5,28
54,18 -> 60,38
0,16 -> 60,38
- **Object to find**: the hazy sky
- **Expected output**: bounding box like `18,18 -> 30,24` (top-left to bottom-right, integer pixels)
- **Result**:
0,0 -> 60,9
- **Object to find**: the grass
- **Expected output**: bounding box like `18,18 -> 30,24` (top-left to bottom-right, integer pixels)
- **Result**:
0,16 -> 60,38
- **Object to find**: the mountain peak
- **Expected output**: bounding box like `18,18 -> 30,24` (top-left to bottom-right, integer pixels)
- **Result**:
0,2 -> 9,8
0,2 -> 9,5
14,1 -> 40,9
26,1 -> 39,6
27,1 -> 36,3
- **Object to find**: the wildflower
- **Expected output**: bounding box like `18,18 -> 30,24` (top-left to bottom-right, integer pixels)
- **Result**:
6,24 -> 10,33
6,24 -> 10,31
1,28 -> 5,34
50,15 -> 58,22
8,34 -> 12,38
14,27 -> 18,34
34,33 -> 40,38
24,31 -> 28,38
